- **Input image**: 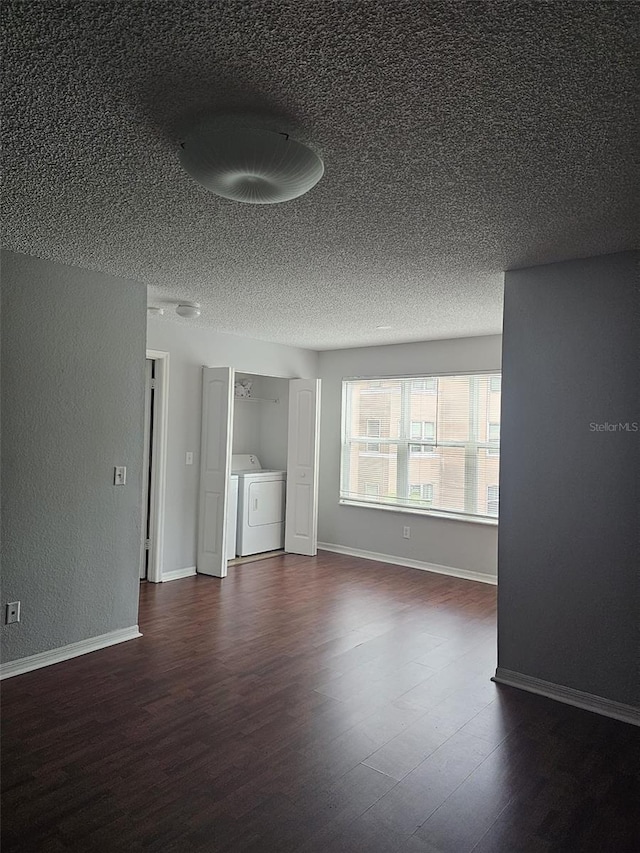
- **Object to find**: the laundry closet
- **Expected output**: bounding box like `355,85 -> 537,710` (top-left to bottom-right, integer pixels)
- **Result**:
231,373 -> 289,559
197,367 -> 320,578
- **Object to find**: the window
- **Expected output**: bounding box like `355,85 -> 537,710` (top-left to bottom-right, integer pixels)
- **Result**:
365,418 -> 381,452
412,378 -> 437,392
410,483 -> 434,502
487,485 -> 499,516
341,374 -> 501,521
410,420 -> 436,454
490,376 -> 501,392
410,421 -> 435,440
487,422 -> 500,456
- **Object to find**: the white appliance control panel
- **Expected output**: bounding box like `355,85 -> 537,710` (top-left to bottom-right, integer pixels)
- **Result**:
231,454 -> 262,473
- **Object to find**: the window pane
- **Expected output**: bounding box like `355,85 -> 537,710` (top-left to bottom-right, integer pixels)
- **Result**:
341,374 -> 501,520
367,418 -> 381,437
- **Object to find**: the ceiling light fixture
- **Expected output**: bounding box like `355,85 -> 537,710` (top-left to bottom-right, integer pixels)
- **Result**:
179,127 -> 324,204
176,302 -> 201,319
376,325 -> 393,330
147,306 -> 164,316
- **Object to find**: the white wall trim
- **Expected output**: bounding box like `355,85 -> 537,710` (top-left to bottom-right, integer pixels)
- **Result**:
317,542 -> 497,585
493,667 -> 640,727
162,566 -> 197,582
0,626 -> 142,680
145,349 -> 169,583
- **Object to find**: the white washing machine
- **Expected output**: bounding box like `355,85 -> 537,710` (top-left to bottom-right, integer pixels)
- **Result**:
231,454 -> 286,556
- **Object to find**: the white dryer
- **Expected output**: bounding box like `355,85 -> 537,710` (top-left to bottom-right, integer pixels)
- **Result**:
231,454 -> 287,557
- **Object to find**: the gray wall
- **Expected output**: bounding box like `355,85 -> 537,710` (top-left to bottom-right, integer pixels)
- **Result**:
1,251 -> 146,663
146,318 -> 318,574
498,251 -> 639,707
318,335 -> 502,578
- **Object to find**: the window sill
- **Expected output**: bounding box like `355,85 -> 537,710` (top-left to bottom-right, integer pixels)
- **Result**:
338,499 -> 499,526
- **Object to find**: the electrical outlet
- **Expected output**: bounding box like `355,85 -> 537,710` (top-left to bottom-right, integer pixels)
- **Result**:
6,601 -> 20,624
403,526 -> 411,539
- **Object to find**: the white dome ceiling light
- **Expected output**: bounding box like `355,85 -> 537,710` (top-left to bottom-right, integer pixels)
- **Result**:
176,302 -> 201,319
179,127 -> 324,204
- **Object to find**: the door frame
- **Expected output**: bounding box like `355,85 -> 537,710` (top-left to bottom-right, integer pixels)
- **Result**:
197,369 -> 320,576
140,358 -> 154,580
145,349 -> 169,583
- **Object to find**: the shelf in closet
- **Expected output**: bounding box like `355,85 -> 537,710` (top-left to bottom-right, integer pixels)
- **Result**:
234,396 -> 280,404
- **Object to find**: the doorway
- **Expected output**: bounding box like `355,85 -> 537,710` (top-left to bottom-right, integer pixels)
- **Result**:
197,368 -> 321,578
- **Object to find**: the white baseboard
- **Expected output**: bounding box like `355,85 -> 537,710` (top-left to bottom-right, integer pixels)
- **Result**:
161,566 -> 197,582
493,667 -> 640,727
317,542 -> 497,585
0,626 -> 142,680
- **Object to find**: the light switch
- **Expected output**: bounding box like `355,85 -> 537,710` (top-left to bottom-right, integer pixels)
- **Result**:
185,452 -> 194,465
114,466 -> 127,485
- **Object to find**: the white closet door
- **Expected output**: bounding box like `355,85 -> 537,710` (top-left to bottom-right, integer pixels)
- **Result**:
198,367 -> 234,577
285,378 -> 321,556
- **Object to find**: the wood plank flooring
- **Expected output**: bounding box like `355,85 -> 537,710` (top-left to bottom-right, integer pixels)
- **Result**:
2,552 -> 639,852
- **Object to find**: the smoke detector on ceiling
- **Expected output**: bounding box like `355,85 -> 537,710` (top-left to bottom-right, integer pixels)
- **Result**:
179,126 -> 324,204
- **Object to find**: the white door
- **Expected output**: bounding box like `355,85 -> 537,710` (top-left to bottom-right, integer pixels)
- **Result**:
285,378 -> 321,556
197,367 -> 234,577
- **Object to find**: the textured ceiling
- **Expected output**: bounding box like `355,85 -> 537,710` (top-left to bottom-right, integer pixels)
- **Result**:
2,1 -> 639,350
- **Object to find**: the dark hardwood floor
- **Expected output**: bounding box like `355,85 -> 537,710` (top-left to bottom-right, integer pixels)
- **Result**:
2,552 -> 639,852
